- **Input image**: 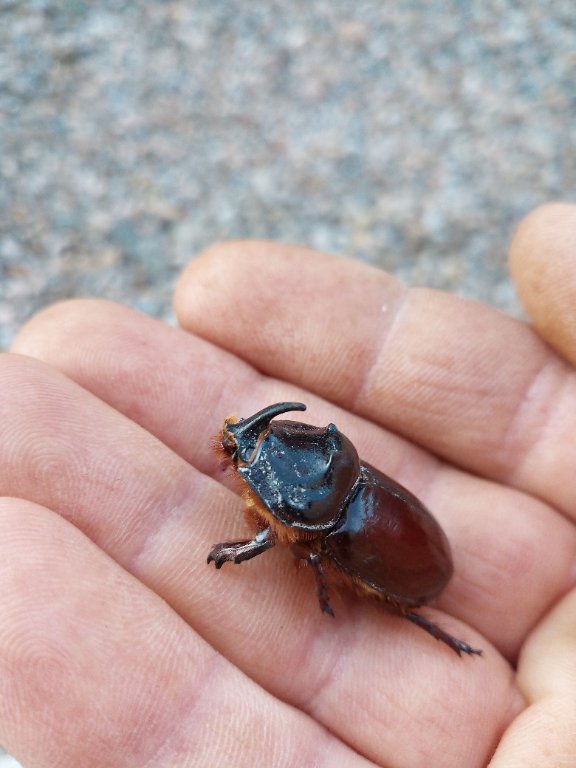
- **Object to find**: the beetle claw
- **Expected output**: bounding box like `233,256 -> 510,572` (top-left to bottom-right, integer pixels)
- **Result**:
404,611 -> 483,657
207,533 -> 275,569
206,548 -> 231,568
321,602 -> 335,618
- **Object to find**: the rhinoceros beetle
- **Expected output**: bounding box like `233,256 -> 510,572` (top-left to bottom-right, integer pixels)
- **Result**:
208,402 -> 481,657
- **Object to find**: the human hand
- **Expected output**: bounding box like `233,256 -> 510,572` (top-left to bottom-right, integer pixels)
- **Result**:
1,203 -> 575,767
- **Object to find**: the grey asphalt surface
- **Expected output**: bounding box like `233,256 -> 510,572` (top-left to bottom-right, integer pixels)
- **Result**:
0,2 -> 575,765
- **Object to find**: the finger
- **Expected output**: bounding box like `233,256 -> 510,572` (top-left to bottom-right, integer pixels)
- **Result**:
0,499 -> 356,768
10,299 -> 251,478
0,354 -> 519,766
173,240 -> 404,408
509,202 -> 576,366
10,306 -> 576,658
488,586 -> 576,767
173,241 -> 576,519
11,307 -> 576,658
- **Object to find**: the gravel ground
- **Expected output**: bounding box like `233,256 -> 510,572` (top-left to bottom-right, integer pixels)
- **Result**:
0,1 -> 575,764
0,755 -> 19,768
2,2 -> 576,355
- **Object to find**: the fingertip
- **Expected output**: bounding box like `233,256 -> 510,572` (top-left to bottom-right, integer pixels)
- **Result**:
509,202 -> 576,289
11,298 -> 121,359
174,239 -> 300,329
509,203 -> 576,364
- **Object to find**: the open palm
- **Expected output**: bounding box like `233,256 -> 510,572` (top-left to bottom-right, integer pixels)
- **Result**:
1,203 -> 575,767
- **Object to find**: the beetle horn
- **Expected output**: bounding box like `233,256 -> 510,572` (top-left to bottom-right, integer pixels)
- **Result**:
228,401 -> 306,448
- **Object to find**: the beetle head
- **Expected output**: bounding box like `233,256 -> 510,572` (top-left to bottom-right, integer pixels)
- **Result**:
222,402 -> 361,531
221,402 -> 307,464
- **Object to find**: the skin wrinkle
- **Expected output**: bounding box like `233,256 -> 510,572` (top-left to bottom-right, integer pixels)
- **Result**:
404,675 -> 480,766
341,288 -> 492,472
496,356 -> 557,481
350,281 -> 410,418
140,648 -> 227,768
498,355 -> 575,501
285,604 -> 399,765
350,285 -> 576,520
126,468 -> 207,579
292,599 -> 360,716
296,718 -> 380,768
387,437 -> 442,506
450,495 -> 531,604
179,658 -> 370,768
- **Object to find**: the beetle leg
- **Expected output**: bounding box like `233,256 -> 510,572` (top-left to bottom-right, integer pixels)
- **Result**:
307,552 -> 335,617
207,527 -> 274,569
404,611 -> 482,657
